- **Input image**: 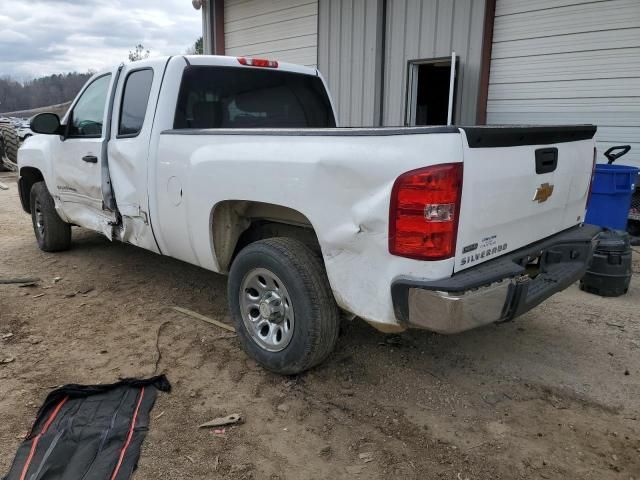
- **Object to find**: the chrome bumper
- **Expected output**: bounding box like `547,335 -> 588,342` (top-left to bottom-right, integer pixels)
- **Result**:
391,224 -> 602,334
407,280 -> 514,334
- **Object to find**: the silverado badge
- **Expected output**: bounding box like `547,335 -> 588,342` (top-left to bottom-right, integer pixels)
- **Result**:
533,183 -> 554,203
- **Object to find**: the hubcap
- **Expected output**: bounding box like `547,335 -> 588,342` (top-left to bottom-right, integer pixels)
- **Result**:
239,268 -> 294,352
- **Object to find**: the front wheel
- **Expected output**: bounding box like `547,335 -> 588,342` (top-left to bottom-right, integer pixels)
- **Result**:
30,182 -> 72,252
228,238 -> 340,375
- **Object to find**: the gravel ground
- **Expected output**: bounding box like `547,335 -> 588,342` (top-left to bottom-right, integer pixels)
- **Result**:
1,172 -> 639,479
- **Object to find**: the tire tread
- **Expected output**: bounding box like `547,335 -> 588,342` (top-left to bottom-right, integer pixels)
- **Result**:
0,123 -> 19,171
30,182 -> 71,252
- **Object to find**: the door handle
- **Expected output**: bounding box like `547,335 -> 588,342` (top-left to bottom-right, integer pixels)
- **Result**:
82,155 -> 98,164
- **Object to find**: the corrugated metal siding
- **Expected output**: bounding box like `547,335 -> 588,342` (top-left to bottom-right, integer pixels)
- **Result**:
382,0 -> 487,126
224,0 -> 318,67
488,0 -> 640,166
317,0 -> 383,127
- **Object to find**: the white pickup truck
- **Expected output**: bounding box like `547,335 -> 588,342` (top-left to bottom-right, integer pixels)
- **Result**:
19,55 -> 600,374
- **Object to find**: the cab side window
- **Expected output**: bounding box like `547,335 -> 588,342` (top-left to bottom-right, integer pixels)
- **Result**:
68,74 -> 112,138
118,69 -> 154,137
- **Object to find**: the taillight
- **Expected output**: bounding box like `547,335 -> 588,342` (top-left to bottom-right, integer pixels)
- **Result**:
237,57 -> 279,68
389,163 -> 463,260
586,147 -> 597,208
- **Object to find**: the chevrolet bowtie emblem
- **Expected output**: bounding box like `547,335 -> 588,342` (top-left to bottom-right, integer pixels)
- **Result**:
533,183 -> 554,203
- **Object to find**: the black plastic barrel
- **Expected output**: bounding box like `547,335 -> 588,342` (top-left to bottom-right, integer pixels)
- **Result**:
580,230 -> 632,297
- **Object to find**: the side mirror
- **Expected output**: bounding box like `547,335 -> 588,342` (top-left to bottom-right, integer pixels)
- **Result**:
30,113 -> 62,135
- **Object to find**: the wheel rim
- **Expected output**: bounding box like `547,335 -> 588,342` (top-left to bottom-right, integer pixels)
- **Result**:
34,199 -> 45,237
239,268 -> 295,352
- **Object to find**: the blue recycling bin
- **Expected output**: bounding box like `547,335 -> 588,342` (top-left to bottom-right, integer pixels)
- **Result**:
585,164 -> 639,229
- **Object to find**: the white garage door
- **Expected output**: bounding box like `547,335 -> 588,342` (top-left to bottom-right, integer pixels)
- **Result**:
224,0 -> 318,68
487,0 -> 640,167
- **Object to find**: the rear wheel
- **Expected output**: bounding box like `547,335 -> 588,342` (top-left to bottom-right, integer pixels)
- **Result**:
30,182 -> 72,252
228,238 -> 340,375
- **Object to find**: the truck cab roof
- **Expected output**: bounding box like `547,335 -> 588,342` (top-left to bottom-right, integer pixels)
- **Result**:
95,55 -> 320,79
183,55 -> 320,77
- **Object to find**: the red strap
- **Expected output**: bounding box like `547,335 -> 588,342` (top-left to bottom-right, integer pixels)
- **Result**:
19,396 -> 69,480
110,387 -> 145,480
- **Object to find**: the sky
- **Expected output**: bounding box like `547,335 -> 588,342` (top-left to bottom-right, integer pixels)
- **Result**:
0,0 -> 202,80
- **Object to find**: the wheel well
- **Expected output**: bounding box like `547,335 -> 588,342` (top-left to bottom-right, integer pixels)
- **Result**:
211,201 -> 321,272
18,167 -> 44,213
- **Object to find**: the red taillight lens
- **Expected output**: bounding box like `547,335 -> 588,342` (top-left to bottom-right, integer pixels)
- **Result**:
586,147 -> 597,208
237,57 -> 279,68
389,163 -> 463,260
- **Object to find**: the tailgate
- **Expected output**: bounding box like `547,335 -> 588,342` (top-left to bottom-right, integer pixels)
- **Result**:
455,126 -> 597,272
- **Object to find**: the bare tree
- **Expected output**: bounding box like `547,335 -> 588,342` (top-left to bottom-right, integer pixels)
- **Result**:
128,44 -> 150,62
0,72 -> 92,114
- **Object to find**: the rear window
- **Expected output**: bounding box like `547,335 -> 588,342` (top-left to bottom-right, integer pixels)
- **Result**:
173,66 -> 335,129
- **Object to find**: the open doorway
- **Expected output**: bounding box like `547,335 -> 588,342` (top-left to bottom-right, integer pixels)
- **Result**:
406,56 -> 459,126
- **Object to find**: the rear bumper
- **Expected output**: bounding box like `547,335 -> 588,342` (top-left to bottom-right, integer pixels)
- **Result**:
391,224 -> 601,334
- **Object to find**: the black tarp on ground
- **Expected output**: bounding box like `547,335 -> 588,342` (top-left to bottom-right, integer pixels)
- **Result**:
3,375 -> 170,480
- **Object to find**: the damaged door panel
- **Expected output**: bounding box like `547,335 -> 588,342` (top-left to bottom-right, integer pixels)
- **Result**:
50,72 -> 117,238
107,61 -> 167,252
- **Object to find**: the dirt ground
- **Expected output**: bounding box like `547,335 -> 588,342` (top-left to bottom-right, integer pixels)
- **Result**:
1,172 -> 639,480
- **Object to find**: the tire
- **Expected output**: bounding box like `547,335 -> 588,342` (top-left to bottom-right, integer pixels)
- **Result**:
30,181 -> 72,252
0,135 -> 6,172
629,190 -> 640,237
228,237 -> 340,375
0,122 -> 19,171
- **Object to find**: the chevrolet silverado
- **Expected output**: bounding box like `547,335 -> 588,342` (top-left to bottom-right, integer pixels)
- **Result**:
18,55 -> 600,374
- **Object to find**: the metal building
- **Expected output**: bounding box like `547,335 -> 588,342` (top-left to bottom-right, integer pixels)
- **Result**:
487,0 -> 640,166
198,0 -> 640,166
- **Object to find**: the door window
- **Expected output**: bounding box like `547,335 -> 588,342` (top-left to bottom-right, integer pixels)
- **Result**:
118,69 -> 154,137
68,74 -> 111,138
